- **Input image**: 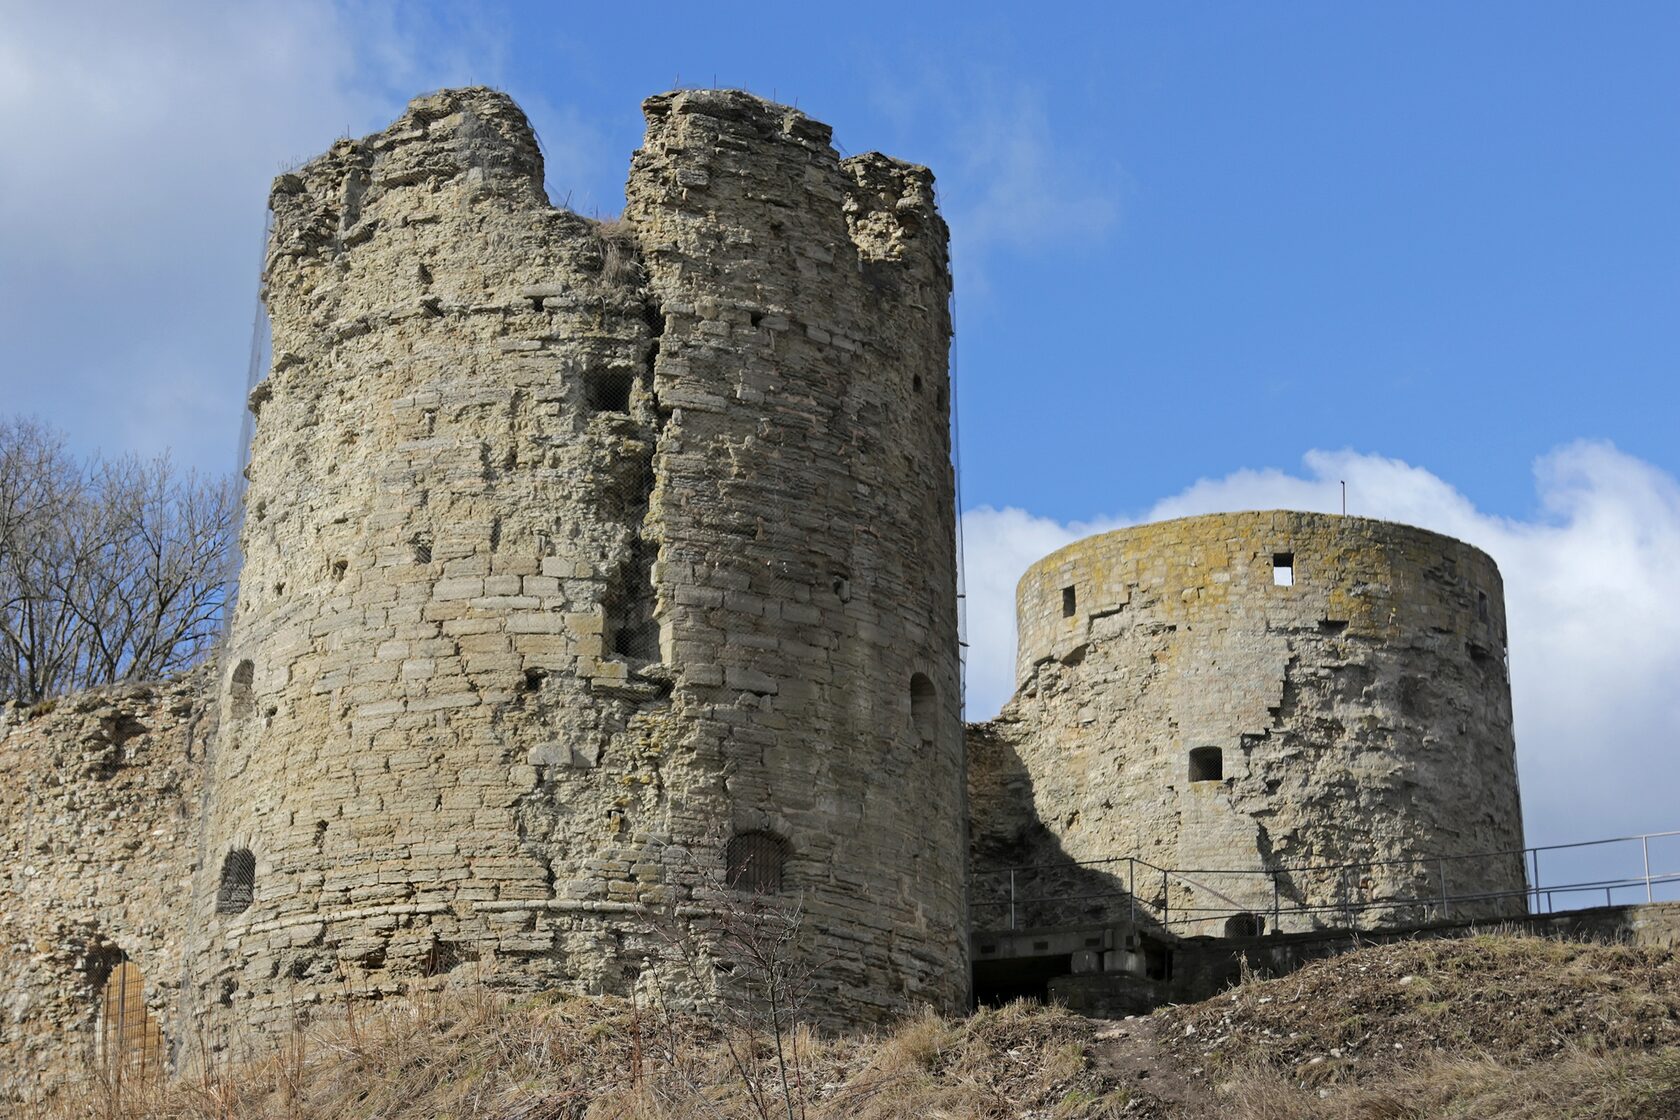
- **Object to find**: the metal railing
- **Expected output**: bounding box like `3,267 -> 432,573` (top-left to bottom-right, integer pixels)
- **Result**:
972,829 -> 1680,937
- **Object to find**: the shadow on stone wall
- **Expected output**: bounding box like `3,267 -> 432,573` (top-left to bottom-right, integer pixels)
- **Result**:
967,718 -> 1168,937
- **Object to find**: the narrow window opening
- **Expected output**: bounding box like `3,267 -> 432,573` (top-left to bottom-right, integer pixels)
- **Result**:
1272,552 -> 1294,587
606,538 -> 660,662
725,831 -> 788,894
229,660 -> 255,721
912,373 -> 924,393
216,848 -> 256,915
586,370 -> 635,413
1224,912 -> 1264,938
1062,585 -> 1077,618
1188,746 -> 1223,782
1477,590 -> 1490,622
910,673 -> 937,743
612,617 -> 660,661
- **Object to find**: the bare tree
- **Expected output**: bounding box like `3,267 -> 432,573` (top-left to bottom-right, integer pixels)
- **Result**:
0,416 -> 235,703
646,844 -> 823,1120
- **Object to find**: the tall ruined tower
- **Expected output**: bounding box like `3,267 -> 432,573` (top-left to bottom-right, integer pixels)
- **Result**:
187,87 -> 966,1032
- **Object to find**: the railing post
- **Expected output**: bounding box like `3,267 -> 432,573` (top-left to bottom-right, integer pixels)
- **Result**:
1009,869 -> 1016,931
1128,858 -> 1136,933
1438,858 -> 1450,919
1162,868 -> 1170,931
1271,870 -> 1280,935
1644,835 -> 1653,903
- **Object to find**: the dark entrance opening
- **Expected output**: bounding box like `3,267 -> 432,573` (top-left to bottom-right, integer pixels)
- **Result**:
972,954 -> 1074,1007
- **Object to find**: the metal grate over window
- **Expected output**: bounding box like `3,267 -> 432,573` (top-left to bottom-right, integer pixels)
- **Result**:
725,831 -> 788,894
216,848 -> 256,914
229,659 -> 255,720
100,958 -> 164,1078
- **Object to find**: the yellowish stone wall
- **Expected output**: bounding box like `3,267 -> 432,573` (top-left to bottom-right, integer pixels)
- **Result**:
974,511 -> 1526,935
0,675 -> 210,1103
186,86 -> 966,1043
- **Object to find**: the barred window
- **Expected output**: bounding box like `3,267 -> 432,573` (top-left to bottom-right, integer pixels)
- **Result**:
1224,912 -> 1264,937
216,848 -> 256,914
229,660 -> 255,720
725,831 -> 788,894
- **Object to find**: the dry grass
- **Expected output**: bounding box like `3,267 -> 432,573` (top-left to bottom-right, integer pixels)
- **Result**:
25,933 -> 1680,1119
25,992 -> 1129,1120
1208,1045 -> 1680,1120
593,218 -> 643,287
1161,932 -> 1680,1083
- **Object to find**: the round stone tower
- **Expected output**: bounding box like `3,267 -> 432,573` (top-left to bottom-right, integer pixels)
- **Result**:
187,87 -> 965,1035
973,510 -> 1525,935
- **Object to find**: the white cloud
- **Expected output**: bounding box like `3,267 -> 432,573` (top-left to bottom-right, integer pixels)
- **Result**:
0,2 -> 607,472
865,71 -> 1121,297
961,442 -> 1680,853
944,88 -> 1120,264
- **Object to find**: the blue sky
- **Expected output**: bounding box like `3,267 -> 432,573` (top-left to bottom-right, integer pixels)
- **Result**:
3,2 -> 1678,866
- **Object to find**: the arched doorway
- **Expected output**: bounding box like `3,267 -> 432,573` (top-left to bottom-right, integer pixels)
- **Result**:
99,957 -> 164,1080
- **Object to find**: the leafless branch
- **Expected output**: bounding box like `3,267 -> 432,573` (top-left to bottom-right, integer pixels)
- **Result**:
0,416 -> 235,702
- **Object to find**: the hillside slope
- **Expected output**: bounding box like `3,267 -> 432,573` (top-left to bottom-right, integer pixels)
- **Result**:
24,934 -> 1680,1119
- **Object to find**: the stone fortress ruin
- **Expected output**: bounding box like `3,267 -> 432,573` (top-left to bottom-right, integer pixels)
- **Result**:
967,512 -> 1525,975
0,87 -> 1525,1098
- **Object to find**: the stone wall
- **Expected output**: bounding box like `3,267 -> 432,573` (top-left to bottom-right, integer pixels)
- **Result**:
187,86 -> 966,1043
972,511 -> 1526,936
0,674 -> 210,1103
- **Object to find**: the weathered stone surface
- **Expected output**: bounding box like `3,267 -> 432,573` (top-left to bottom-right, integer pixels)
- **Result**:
0,673 -> 211,1101
185,85 -> 965,1049
970,511 -> 1526,936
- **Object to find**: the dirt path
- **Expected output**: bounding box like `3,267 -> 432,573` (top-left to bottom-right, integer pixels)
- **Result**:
1086,1014 -> 1210,1117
